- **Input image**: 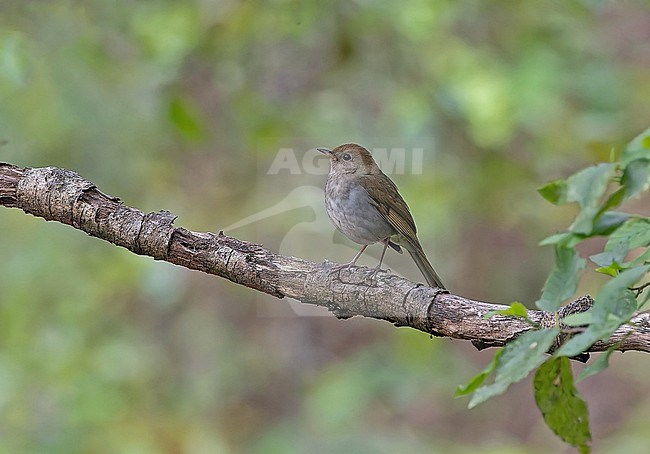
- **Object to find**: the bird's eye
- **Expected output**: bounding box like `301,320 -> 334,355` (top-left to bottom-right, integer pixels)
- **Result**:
342,153 -> 352,161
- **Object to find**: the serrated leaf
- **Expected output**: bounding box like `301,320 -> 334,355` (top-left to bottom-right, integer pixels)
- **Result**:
538,179 -> 568,205
566,163 -> 617,235
468,328 -> 559,408
484,302 -> 529,319
455,350 -> 503,397
534,357 -> 591,452
578,346 -> 617,382
536,246 -> 585,312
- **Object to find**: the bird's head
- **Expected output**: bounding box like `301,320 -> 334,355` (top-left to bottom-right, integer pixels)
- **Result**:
317,143 -> 380,175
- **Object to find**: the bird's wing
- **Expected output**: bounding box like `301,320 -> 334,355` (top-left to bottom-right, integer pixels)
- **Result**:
357,174 -> 421,248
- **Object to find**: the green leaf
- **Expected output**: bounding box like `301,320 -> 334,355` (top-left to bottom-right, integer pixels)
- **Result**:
622,159 -> 650,198
566,163 -> 617,235
539,232 -> 570,246
554,325 -> 615,359
536,246 -> 586,312
538,179 -> 568,205
605,218 -> 650,253
534,357 -> 591,452
591,211 -> 631,236
594,264 -> 622,277
539,232 -> 584,247
592,281 -> 640,324
600,187 -> 625,212
561,311 -> 593,327
591,218 -> 650,270
484,302 -> 529,319
578,346 -> 617,382
556,266 -> 649,357
455,349 -> 503,397
468,328 -> 559,408
621,127 -> 650,165
590,250 -> 625,268
468,381 -> 510,409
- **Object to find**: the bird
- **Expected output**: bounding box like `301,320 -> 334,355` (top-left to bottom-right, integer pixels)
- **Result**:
317,143 -> 445,289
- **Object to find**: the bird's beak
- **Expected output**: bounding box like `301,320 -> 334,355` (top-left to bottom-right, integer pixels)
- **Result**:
317,148 -> 337,160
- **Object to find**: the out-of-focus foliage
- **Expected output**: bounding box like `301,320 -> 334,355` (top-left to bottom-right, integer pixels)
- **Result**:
1,1 -> 649,452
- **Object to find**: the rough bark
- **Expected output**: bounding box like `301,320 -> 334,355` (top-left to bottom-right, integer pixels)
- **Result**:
1,162 -> 649,355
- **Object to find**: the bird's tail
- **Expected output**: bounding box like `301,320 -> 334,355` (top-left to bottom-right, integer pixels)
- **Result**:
406,245 -> 445,289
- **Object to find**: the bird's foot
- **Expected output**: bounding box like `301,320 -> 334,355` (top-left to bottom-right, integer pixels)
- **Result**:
329,262 -> 390,284
367,265 -> 390,280
330,262 -> 354,272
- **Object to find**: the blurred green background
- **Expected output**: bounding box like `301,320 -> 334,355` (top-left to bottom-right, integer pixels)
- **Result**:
1,1 -> 650,452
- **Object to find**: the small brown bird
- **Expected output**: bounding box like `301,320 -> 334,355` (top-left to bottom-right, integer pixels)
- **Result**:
318,144 -> 445,289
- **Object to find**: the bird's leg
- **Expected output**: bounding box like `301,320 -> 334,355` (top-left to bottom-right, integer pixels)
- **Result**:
376,238 -> 390,269
331,245 -> 368,272
348,244 -> 368,267
368,239 -> 391,278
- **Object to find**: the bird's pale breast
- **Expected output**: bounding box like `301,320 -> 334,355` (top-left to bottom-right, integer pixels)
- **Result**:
324,174 -> 396,245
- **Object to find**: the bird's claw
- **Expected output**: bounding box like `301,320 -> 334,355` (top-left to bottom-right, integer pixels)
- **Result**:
367,266 -> 390,280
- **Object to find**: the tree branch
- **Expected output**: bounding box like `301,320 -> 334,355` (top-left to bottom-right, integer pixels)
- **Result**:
2,162 -> 649,355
